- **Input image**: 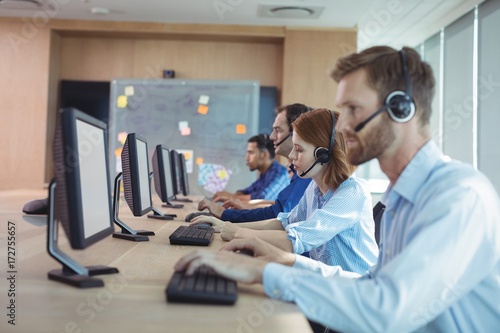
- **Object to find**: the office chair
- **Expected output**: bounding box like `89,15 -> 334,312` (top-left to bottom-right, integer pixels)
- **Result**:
372,201 -> 385,247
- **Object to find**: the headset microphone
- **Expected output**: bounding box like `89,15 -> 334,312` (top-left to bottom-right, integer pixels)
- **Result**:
354,106 -> 386,132
274,132 -> 292,147
298,159 -> 320,177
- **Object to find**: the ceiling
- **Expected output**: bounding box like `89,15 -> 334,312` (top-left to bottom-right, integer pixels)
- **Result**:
0,0 -> 484,48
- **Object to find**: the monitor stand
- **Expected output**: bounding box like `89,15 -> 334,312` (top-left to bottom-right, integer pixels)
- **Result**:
112,173 -> 153,241
162,200 -> 184,209
172,195 -> 193,203
46,180 -> 119,288
147,206 -> 176,220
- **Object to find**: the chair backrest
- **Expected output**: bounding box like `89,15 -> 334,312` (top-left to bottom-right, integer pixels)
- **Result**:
372,201 -> 385,247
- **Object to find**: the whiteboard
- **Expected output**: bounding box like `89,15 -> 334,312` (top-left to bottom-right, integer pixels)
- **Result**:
109,79 -> 260,197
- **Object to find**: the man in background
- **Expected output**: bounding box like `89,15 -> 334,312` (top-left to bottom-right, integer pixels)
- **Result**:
198,104 -> 312,222
212,133 -> 289,204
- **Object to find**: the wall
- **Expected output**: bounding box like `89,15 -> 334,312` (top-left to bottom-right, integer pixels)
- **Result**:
58,37 -> 283,87
0,19 -> 52,190
282,28 -> 357,109
0,18 -> 356,190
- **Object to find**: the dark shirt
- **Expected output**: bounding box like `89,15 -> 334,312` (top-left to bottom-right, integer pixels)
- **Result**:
221,169 -> 311,222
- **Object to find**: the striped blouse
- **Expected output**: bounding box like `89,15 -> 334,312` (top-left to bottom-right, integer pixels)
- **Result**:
277,175 -> 379,274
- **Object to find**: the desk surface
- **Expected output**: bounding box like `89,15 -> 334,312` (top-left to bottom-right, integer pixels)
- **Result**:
0,190 -> 312,333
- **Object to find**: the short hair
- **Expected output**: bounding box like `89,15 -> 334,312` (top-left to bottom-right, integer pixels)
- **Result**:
275,103 -> 313,132
331,46 -> 435,126
292,108 -> 355,190
248,133 -> 276,159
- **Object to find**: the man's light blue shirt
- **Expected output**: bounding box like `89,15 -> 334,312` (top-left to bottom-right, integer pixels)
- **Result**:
263,141 -> 500,332
277,175 -> 379,274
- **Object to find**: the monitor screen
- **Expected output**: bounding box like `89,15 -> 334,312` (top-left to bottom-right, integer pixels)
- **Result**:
170,150 -> 183,196
152,145 -> 175,202
121,133 -> 153,216
53,108 -> 114,249
179,153 -> 190,196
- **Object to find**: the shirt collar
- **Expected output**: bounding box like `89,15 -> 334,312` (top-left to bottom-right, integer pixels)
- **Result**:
384,140 -> 443,204
313,181 -> 334,202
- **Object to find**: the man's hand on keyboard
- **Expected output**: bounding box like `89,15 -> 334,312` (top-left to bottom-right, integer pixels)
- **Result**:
197,198 -> 224,219
174,250 -> 267,284
190,216 -> 224,232
220,238 -> 296,267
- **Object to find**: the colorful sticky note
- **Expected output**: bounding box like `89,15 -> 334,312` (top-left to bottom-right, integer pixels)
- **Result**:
117,132 -> 128,144
178,121 -> 189,131
197,104 -> 209,115
236,124 -> 246,134
117,95 -> 128,108
198,95 -> 210,105
196,158 -> 204,165
124,86 -> 134,96
114,147 -> 123,158
216,169 -> 228,180
180,127 -> 191,136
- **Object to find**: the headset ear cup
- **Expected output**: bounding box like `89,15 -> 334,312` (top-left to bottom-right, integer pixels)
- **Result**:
386,91 -> 416,123
314,147 -> 330,164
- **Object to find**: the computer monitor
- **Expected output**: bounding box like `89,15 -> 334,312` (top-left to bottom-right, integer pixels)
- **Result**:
170,149 -> 182,196
152,145 -> 183,210
112,133 -> 155,241
170,150 -> 192,203
48,107 -> 118,288
179,153 -> 191,197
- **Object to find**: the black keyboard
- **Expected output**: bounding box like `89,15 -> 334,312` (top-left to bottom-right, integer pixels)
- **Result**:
165,266 -> 238,305
169,225 -> 214,246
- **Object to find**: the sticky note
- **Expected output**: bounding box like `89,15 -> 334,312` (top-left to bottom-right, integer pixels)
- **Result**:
180,127 -> 191,136
117,95 -> 128,108
217,169 -> 228,179
178,121 -> 189,131
196,158 -> 204,165
182,151 -> 192,159
124,86 -> 134,96
198,95 -> 210,105
197,104 -> 209,115
236,124 -> 246,134
114,147 -> 123,157
117,132 -> 128,144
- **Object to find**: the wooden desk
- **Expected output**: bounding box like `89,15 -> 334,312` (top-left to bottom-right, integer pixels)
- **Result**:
0,190 -> 312,333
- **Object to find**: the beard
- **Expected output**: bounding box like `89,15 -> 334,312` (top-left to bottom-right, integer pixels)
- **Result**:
347,118 -> 395,166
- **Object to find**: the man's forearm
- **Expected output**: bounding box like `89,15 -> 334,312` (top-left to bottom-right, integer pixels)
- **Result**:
234,229 -> 293,252
235,218 -> 283,230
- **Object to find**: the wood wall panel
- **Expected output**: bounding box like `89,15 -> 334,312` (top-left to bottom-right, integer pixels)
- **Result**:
44,31 -> 61,183
0,20 -> 51,190
282,28 -> 357,110
59,37 -> 283,88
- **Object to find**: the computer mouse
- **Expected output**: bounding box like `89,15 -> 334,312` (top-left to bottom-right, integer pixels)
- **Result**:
236,249 -> 254,257
193,223 -> 213,229
185,211 -> 212,222
22,198 -> 49,215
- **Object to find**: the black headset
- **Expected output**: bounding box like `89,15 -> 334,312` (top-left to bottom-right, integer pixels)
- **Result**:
297,110 -> 336,177
387,50 -> 416,122
314,110 -> 336,164
354,50 -> 416,132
